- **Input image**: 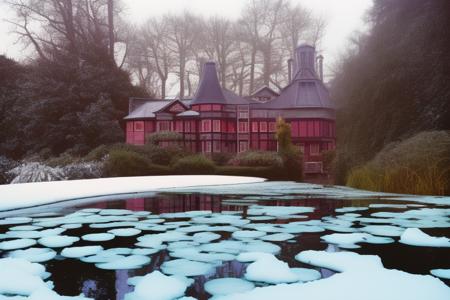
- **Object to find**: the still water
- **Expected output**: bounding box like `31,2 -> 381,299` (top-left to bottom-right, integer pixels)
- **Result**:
0,187 -> 449,299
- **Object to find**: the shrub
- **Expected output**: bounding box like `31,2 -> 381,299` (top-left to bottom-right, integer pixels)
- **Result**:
146,131 -> 183,146
216,165 -> 287,180
144,144 -> 190,166
211,152 -> 233,166
46,152 -> 79,167
84,143 -> 150,162
347,131 -> 450,195
276,117 -> 303,180
103,149 -> 169,177
172,155 -> 216,175
229,151 -> 283,168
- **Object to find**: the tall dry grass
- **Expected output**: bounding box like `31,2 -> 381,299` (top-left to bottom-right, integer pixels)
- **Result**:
346,131 -> 450,195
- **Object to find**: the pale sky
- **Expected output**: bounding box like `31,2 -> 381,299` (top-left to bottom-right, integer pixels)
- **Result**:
0,0 -> 373,77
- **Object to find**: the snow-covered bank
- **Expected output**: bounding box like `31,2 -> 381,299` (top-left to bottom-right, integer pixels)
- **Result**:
214,250 -> 450,300
0,176 -> 265,211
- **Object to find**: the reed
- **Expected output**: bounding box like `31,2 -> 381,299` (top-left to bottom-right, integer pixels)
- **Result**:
346,131 -> 450,195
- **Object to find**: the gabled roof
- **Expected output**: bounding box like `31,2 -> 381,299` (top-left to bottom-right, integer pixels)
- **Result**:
124,99 -> 191,119
251,86 -> 280,97
155,99 -> 189,114
191,62 -> 226,105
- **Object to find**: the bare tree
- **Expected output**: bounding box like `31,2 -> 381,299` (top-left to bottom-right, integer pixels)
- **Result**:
107,0 -> 114,61
203,16 -> 236,89
139,17 -> 175,98
165,12 -> 201,99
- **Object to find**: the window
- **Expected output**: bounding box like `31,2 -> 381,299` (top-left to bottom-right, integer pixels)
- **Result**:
213,120 -> 221,132
314,121 -> 320,137
212,104 -> 222,111
228,121 -> 236,133
239,111 -> 249,119
157,121 -> 170,131
175,121 -> 183,132
307,121 -> 314,137
126,122 -> 133,132
259,121 -> 267,132
310,143 -> 320,155
184,121 -> 191,133
291,121 -> 299,137
201,120 -> 212,132
268,122 -> 276,132
239,141 -> 248,153
251,122 -> 259,133
238,121 -> 248,133
192,105 -> 200,112
299,143 -> 305,154
299,121 -> 307,137
134,121 -> 144,132
213,141 -> 221,152
203,141 -> 212,153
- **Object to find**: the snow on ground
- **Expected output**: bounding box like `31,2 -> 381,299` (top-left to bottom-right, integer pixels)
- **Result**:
0,258 -> 91,299
124,271 -> 190,300
205,278 -> 255,296
237,252 -> 302,284
0,176 -> 265,211
431,269 -> 450,280
214,251 -> 450,300
399,228 -> 450,247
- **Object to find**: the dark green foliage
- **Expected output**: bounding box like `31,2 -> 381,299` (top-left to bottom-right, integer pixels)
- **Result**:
172,155 -> 216,175
146,131 -> 183,146
347,131 -> 450,195
211,152 -> 233,166
103,149 -> 169,177
0,51 -> 147,159
229,151 -> 283,168
332,0 -> 450,183
144,144 -> 189,166
216,166 -> 287,180
0,156 -> 18,184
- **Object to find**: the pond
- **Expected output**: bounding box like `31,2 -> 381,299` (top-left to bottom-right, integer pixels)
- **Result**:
0,181 -> 449,299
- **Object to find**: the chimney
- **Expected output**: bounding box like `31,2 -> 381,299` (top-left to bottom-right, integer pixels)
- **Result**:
287,58 -> 293,83
293,43 -> 316,78
316,55 -> 324,82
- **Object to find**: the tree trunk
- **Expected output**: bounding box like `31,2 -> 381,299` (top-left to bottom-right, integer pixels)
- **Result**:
249,48 -> 256,94
161,78 -> 167,99
179,60 -> 185,99
107,0 -> 115,62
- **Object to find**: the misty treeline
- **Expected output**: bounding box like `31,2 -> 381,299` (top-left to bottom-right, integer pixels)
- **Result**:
332,0 -> 450,185
0,0 -> 147,158
127,1 -> 325,98
0,0 -> 323,159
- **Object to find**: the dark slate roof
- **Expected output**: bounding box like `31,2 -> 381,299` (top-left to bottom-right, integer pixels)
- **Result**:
125,99 -> 191,119
251,86 -> 280,97
191,62 -> 226,105
256,44 -> 334,110
223,89 -> 250,105
257,79 -> 334,110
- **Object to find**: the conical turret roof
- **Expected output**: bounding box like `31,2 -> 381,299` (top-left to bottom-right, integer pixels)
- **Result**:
191,62 -> 226,105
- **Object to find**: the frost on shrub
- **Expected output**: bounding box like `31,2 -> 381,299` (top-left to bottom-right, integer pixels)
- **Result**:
0,156 -> 18,184
172,155 -> 216,175
347,131 -> 450,195
8,162 -> 65,183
